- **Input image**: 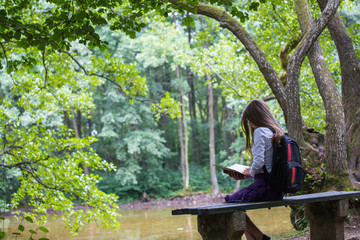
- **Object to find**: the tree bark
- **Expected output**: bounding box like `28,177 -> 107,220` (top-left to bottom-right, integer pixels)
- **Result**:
179,114 -> 185,189
222,98 -> 230,158
181,88 -> 190,189
186,66 -> 200,163
177,66 -> 189,190
317,0 -> 360,188
294,0 -> 348,184
285,0 -> 341,145
71,110 -> 89,175
178,114 -> 186,188
207,74 -> 220,195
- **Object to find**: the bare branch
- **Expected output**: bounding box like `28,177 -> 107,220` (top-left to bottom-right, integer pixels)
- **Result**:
262,95 -> 276,102
60,50 -> 127,93
0,145 -> 23,156
42,48 -> 48,89
206,62 -> 243,98
60,50 -> 153,103
271,3 -> 291,32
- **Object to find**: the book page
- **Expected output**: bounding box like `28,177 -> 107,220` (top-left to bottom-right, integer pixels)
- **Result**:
213,164 -> 250,174
226,164 -> 250,174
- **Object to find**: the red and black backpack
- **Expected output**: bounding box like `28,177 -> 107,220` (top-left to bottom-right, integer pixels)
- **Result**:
263,133 -> 305,193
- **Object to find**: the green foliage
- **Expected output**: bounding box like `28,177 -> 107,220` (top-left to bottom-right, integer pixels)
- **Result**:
151,92 -> 182,121
90,80 -> 179,202
303,163 -> 327,192
97,169 -> 183,203
0,40 -> 142,232
0,216 -> 50,240
1,119 -> 120,231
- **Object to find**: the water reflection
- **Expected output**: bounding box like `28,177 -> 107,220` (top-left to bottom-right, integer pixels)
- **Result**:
3,207 -> 295,239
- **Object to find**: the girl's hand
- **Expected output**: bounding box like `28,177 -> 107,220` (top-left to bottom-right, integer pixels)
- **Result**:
242,167 -> 251,177
227,167 -> 251,180
228,171 -> 242,180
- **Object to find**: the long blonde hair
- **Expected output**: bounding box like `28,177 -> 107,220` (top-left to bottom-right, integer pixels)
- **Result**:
241,99 -> 284,157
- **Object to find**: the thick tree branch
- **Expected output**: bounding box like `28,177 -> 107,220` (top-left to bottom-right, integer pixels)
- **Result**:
286,0 -> 341,144
279,33 -> 302,73
294,0 -> 348,182
170,1 -> 288,116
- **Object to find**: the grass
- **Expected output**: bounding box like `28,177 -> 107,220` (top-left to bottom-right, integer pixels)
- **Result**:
272,227 -> 309,240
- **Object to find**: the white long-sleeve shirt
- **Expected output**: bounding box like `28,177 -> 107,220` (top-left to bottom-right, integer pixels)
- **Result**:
250,127 -> 274,177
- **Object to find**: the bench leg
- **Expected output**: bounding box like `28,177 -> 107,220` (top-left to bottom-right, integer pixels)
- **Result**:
305,199 -> 349,240
197,210 -> 246,240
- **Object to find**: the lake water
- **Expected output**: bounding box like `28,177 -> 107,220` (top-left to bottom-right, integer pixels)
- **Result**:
3,206 -> 296,239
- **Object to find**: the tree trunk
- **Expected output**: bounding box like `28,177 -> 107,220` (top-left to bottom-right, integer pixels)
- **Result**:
207,74 -> 220,195
286,0 -> 341,143
71,110 -> 89,175
178,66 -> 190,190
317,0 -> 360,188
186,66 -> 200,163
294,0 -> 349,187
71,110 -> 80,138
222,98 -> 230,158
76,110 -> 82,138
178,115 -> 186,189
64,111 -> 71,128
181,88 -> 190,190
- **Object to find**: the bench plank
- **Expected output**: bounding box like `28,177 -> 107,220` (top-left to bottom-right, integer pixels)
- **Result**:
172,191 -> 360,216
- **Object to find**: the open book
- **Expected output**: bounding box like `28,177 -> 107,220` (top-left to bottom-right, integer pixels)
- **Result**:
214,164 -> 251,180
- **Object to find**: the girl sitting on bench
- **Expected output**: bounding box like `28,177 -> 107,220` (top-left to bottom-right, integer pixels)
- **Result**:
225,99 -> 285,240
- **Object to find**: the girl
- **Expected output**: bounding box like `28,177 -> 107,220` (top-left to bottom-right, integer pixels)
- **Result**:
225,99 -> 285,240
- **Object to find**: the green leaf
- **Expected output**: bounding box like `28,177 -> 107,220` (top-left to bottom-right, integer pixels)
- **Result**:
12,233 -> 21,235
183,16 -> 194,27
18,225 -> 25,232
29,230 -> 37,234
129,32 -> 136,39
0,232 -> 6,239
14,30 -> 21,40
249,2 -> 260,11
39,227 -> 49,233
39,238 -> 50,240
25,216 -> 33,223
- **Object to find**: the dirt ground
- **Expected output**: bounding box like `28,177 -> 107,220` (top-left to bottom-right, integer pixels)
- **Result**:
119,193 -> 360,240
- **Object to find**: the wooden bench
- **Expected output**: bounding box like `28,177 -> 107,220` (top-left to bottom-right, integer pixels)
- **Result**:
172,191 -> 360,240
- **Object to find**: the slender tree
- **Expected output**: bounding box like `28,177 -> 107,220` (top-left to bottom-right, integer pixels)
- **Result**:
207,74 -> 220,195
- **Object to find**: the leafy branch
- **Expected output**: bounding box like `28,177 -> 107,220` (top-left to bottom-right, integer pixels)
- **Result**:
59,50 -> 127,94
